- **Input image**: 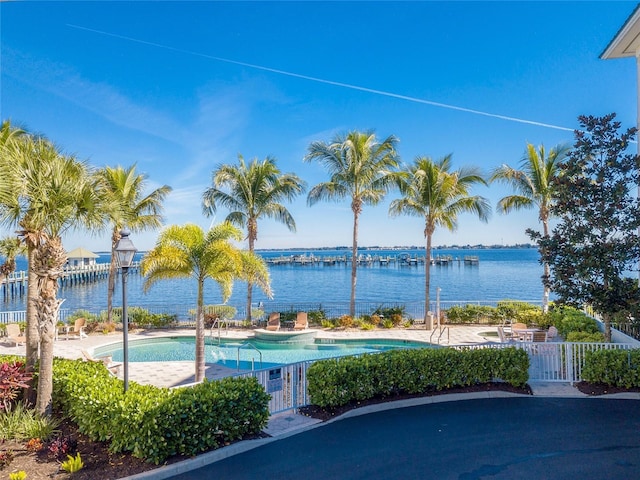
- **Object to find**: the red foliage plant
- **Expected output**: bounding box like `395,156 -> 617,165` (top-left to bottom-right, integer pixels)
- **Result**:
0,361 -> 33,412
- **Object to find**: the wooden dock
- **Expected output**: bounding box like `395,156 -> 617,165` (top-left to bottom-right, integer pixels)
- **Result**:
463,255 -> 480,265
0,262 -> 140,299
264,253 -> 480,268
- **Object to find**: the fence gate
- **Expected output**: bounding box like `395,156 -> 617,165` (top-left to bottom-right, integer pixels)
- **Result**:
520,343 -> 568,381
242,362 -> 310,414
520,342 -> 634,383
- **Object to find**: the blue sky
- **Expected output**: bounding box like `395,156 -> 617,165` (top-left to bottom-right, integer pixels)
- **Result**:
1,1 -> 638,252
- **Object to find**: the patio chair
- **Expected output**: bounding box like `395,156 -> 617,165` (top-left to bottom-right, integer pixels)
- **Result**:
66,318 -> 88,339
81,349 -> 122,375
511,322 -> 528,341
547,326 -> 559,341
293,312 -> 308,330
5,323 -> 26,346
532,330 -> 548,342
266,312 -> 280,331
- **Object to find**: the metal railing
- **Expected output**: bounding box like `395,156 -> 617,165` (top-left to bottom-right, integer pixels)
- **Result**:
1,300 -> 542,328
234,340 -> 637,415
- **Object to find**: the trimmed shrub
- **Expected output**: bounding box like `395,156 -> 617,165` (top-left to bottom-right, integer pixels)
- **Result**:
307,347 -> 529,408
549,306 -> 599,338
566,331 -> 606,343
50,358 -> 270,464
582,349 -> 640,388
445,305 -> 498,324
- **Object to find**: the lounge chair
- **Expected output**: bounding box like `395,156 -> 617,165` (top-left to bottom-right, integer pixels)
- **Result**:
266,312 -> 280,331
81,349 -> 122,375
5,323 -> 26,346
65,318 -> 88,339
293,312 -> 308,330
547,326 -> 559,341
497,326 -> 513,343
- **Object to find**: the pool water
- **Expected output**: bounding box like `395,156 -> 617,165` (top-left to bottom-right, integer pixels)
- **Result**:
94,336 -> 434,371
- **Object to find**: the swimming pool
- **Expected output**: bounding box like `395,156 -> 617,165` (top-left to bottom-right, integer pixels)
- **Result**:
94,336 -> 434,371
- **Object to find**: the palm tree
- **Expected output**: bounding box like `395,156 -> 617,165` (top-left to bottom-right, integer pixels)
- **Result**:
490,143 -> 569,312
0,122 -> 38,382
0,236 -> 26,282
389,155 -> 491,323
140,223 -> 271,382
0,122 -> 27,284
97,165 -> 172,323
202,155 -> 304,321
1,136 -> 106,414
304,130 -> 401,317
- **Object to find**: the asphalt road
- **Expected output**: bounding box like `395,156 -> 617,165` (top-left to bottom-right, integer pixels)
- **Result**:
170,397 -> 640,480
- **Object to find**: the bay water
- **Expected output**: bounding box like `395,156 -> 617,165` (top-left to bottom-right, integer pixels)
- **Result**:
2,247 -> 545,316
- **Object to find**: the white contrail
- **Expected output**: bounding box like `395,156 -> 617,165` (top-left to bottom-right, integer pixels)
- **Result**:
67,23 -> 575,133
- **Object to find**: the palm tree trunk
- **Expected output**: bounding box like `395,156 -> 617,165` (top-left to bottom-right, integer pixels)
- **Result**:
195,278 -> 205,382
350,211 -> 359,318
25,245 -> 39,405
34,235 -> 66,416
246,235 -> 255,322
542,219 -> 550,313
106,231 -> 119,323
425,231 -> 432,326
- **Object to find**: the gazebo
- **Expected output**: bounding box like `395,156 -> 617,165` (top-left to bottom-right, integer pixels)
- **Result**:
66,247 -> 99,267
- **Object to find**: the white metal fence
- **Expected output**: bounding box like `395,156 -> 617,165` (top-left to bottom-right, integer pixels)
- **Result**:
236,341 -> 637,415
237,362 -> 311,414
1,308 -> 636,415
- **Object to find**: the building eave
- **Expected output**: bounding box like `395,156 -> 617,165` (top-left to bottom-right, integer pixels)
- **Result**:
601,4 -> 640,59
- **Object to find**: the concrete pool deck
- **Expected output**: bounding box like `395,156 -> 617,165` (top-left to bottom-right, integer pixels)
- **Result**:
0,324 -> 498,387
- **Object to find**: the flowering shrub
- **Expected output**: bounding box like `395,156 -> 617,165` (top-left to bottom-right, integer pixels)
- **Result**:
47,435 -> 77,459
25,437 -> 44,452
339,315 -> 354,328
0,361 -> 32,412
0,450 -> 14,468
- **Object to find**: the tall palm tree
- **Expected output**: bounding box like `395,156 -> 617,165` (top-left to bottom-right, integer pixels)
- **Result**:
202,155 -> 304,321
304,130 -> 401,317
141,223 -> 271,382
490,143 -> 569,312
1,136 -> 106,414
97,165 -> 172,323
389,155 -> 491,323
0,122 -> 38,381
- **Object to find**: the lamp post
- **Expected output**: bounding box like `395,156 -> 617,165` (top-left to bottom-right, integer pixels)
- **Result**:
114,229 -> 137,393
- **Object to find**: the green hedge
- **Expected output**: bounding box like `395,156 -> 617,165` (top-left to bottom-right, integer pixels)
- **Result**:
307,347 -> 529,408
48,358 -> 269,464
549,306 -> 599,338
581,349 -> 640,388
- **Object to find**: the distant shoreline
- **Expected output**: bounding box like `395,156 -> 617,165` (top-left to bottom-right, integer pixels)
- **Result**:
254,244 -> 536,252
81,244 -> 537,256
